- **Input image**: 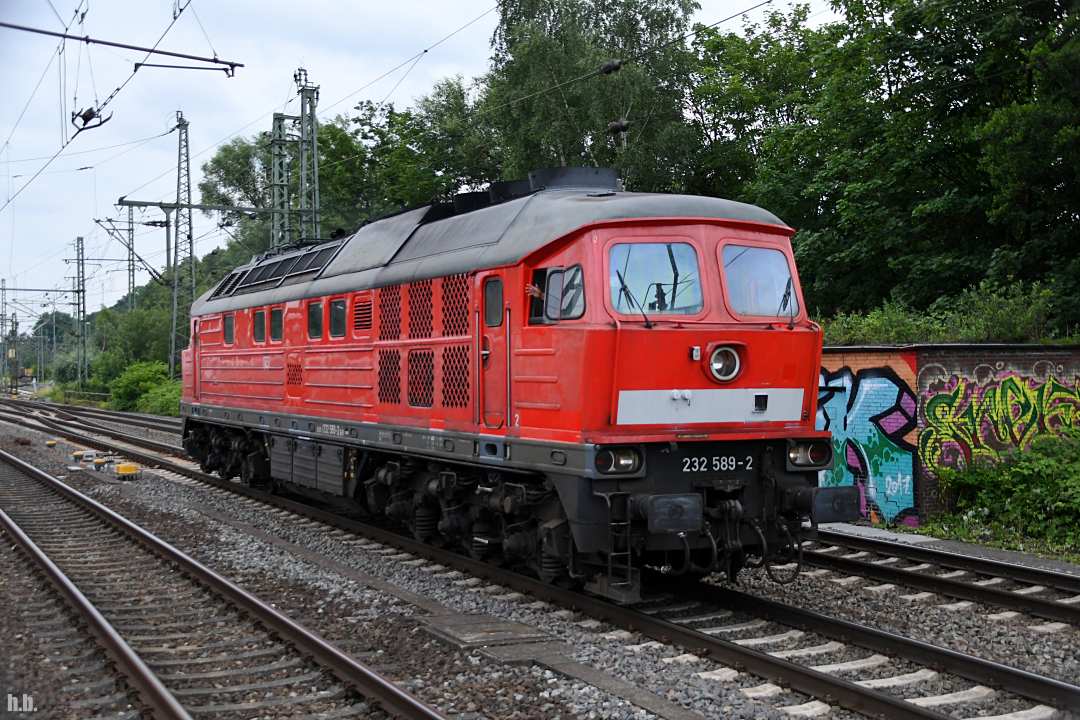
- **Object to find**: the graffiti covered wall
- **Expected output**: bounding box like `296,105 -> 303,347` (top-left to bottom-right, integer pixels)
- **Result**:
818,345 -> 1080,526
817,350 -> 920,526
918,353 -> 1080,478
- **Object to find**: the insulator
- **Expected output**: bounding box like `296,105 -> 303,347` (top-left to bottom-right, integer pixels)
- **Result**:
600,59 -> 623,74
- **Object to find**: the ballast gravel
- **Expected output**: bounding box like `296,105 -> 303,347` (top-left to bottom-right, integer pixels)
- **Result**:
733,565 -> 1080,685
6,426 -> 1078,719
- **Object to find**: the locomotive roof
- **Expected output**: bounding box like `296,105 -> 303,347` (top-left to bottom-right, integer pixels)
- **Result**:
192,188 -> 787,315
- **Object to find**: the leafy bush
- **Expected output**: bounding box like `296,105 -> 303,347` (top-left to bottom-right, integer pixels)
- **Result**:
929,281 -> 1054,343
109,361 -> 170,412
927,428 -> 1080,555
820,281 -> 1061,345
135,380 -> 181,416
821,300 -> 944,345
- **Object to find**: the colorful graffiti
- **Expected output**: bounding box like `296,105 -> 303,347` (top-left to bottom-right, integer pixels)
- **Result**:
817,367 -> 919,525
919,373 -> 1080,473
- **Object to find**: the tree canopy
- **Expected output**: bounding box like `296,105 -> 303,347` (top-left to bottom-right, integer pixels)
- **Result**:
28,0 -> 1080,403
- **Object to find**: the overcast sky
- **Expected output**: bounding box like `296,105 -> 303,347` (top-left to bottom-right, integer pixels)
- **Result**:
0,0 -> 826,322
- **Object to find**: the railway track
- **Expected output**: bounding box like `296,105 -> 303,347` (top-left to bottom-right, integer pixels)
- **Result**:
0,447 -> 443,720
797,531 -> 1080,626
2,406 -> 1079,719
10,399 -> 1080,625
9,398 -> 183,435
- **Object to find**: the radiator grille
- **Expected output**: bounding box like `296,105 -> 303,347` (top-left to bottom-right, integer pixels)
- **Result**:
377,349 -> 400,404
408,279 -> 433,339
407,349 -> 435,407
441,345 -> 470,408
378,286 -> 400,341
441,273 -> 469,336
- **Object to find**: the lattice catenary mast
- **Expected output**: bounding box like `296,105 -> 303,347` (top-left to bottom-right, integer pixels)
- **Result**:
294,68 -> 321,245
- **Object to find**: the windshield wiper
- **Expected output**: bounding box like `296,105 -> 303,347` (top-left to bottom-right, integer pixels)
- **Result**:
616,270 -> 653,328
777,277 -> 796,329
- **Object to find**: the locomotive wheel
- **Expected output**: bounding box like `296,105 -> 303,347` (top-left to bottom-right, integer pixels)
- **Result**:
239,454 -> 258,486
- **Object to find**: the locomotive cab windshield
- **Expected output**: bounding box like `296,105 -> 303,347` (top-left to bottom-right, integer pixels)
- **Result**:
721,243 -> 800,319
610,242 -> 703,316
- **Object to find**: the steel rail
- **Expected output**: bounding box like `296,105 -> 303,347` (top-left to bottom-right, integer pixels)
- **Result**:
7,399 -> 183,430
0,449 -> 445,720
5,412 -> 1079,716
0,505 -> 193,720
689,585 -> 1080,710
803,549 -> 1080,624
813,529 -> 1080,595
53,405 -> 182,434
45,410 -> 183,453
13,408 -> 186,456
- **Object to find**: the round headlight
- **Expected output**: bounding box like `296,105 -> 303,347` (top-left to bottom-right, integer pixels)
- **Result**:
808,442 -> 831,466
595,447 -> 641,474
709,346 -> 740,382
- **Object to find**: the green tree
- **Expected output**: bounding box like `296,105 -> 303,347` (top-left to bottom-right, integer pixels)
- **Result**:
484,0 -> 702,190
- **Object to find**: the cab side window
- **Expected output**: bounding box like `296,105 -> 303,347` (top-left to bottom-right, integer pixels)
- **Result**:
270,307 -> 283,341
528,265 -> 585,324
484,278 -> 503,327
308,302 -> 323,339
253,310 -> 266,342
223,314 -> 234,344
329,299 -> 346,337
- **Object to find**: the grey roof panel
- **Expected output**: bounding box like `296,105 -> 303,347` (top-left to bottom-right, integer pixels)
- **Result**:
193,189 -> 786,315
320,204 -> 430,278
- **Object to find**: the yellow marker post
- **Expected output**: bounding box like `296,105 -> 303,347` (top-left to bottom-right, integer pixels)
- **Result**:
115,463 -> 140,481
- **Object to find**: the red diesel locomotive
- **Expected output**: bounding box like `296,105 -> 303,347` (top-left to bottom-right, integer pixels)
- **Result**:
181,167 -> 857,601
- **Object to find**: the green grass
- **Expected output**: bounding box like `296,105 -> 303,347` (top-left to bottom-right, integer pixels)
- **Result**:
891,427 -> 1080,565
896,512 -> 1080,565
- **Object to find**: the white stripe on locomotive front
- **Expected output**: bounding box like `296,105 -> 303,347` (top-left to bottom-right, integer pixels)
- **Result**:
615,388 -> 804,425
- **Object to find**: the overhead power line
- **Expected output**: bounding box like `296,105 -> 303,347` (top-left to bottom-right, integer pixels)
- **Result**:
121,4 -> 500,201
0,0 -> 88,157
318,4 -> 498,117
1,129 -> 175,164
481,0 -> 775,116
0,20 -> 244,76
0,5 -> 240,215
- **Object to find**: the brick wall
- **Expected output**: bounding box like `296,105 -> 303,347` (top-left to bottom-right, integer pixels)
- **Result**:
817,344 -> 1080,525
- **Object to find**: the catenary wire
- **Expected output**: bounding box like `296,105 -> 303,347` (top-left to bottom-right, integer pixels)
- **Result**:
1,5 -> 193,215
120,4 -> 498,200
0,0 -> 88,157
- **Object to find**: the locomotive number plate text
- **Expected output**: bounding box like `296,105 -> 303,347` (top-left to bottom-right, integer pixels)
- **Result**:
681,455 -> 754,473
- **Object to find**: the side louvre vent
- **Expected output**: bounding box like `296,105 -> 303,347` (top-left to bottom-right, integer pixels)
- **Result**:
378,286 -> 400,341
353,298 -> 373,331
286,361 -> 303,386
377,349 -> 400,404
408,279 -> 433,339
441,345 -> 470,408
442,273 -> 469,336
407,349 -> 434,407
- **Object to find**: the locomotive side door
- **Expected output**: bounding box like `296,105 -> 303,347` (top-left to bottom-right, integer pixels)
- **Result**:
478,273 -> 507,429
192,318 -> 200,401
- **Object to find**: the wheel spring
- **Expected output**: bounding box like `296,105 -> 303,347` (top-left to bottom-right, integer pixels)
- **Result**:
540,551 -> 563,580
413,505 -> 439,541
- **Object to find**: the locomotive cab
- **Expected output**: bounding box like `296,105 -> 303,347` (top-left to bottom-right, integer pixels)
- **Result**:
513,213 -> 859,599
